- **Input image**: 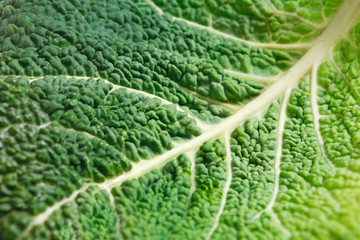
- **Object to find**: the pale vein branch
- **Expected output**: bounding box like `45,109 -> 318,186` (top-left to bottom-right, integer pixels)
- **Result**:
329,49 -> 360,103
18,183 -> 94,240
29,75 -> 211,131
184,150 -> 197,218
64,125 -> 97,139
39,121 -> 52,129
310,64 -> 335,168
177,85 -> 240,111
265,0 -> 327,29
206,131 -> 232,240
28,76 -> 45,83
106,188 -> 116,207
97,78 -> 213,130
146,0 -> 163,14
171,16 -> 311,50
224,69 -> 277,84
268,209 -> 291,238
251,87 -> 291,226
145,0 -> 311,50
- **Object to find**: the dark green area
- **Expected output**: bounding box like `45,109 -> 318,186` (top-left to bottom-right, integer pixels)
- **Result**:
111,154 -> 191,239
0,74 -> 203,239
0,76 -> 128,239
111,138 -> 228,240
30,75 -> 201,160
0,0 -> 301,123
154,0 -> 342,43
26,187 -> 117,240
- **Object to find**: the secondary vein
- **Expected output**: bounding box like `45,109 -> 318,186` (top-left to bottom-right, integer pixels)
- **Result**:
30,75 -> 211,131
184,150 -> 197,218
206,131 -> 232,240
310,64 -> 335,168
145,0 -> 312,50
224,69 -> 277,84
251,87 -> 291,223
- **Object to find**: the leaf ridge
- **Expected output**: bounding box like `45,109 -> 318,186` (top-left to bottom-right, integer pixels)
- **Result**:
145,0 -> 312,50
310,64 -> 335,168
223,69 -> 277,84
206,131 -> 232,240
183,150 -> 197,218
17,183 -> 94,240
251,87 -> 291,222
268,208 -> 291,238
177,85 -> 240,111
329,49 -> 360,104
30,75 -> 211,130
264,0 -> 327,29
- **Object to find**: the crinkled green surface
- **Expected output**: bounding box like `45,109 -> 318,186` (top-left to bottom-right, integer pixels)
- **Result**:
153,0 -> 343,43
1,0 -> 360,239
274,78 -> 360,240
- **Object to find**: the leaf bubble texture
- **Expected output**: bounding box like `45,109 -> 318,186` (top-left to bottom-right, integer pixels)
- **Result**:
1,0 -> 360,239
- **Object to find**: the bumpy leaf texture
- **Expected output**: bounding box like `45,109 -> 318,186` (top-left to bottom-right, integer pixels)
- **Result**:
0,0 -> 360,239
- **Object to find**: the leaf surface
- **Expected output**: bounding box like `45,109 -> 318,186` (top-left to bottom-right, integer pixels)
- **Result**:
1,0 -> 360,239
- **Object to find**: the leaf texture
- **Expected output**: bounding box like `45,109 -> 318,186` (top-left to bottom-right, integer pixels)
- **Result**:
0,0 -> 360,239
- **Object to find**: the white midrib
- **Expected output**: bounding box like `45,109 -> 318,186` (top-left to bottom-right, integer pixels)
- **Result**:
17,0 -> 360,238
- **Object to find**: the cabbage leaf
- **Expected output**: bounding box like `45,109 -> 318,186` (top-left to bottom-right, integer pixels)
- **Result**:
1,0 -> 360,239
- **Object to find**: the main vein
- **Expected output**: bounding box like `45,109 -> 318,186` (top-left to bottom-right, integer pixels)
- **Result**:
18,0 -> 360,236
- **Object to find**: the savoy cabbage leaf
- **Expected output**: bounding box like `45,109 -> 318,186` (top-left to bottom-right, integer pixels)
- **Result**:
0,0 -> 360,239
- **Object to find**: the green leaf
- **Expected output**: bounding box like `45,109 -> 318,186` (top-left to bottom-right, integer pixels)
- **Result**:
0,0 -> 360,239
